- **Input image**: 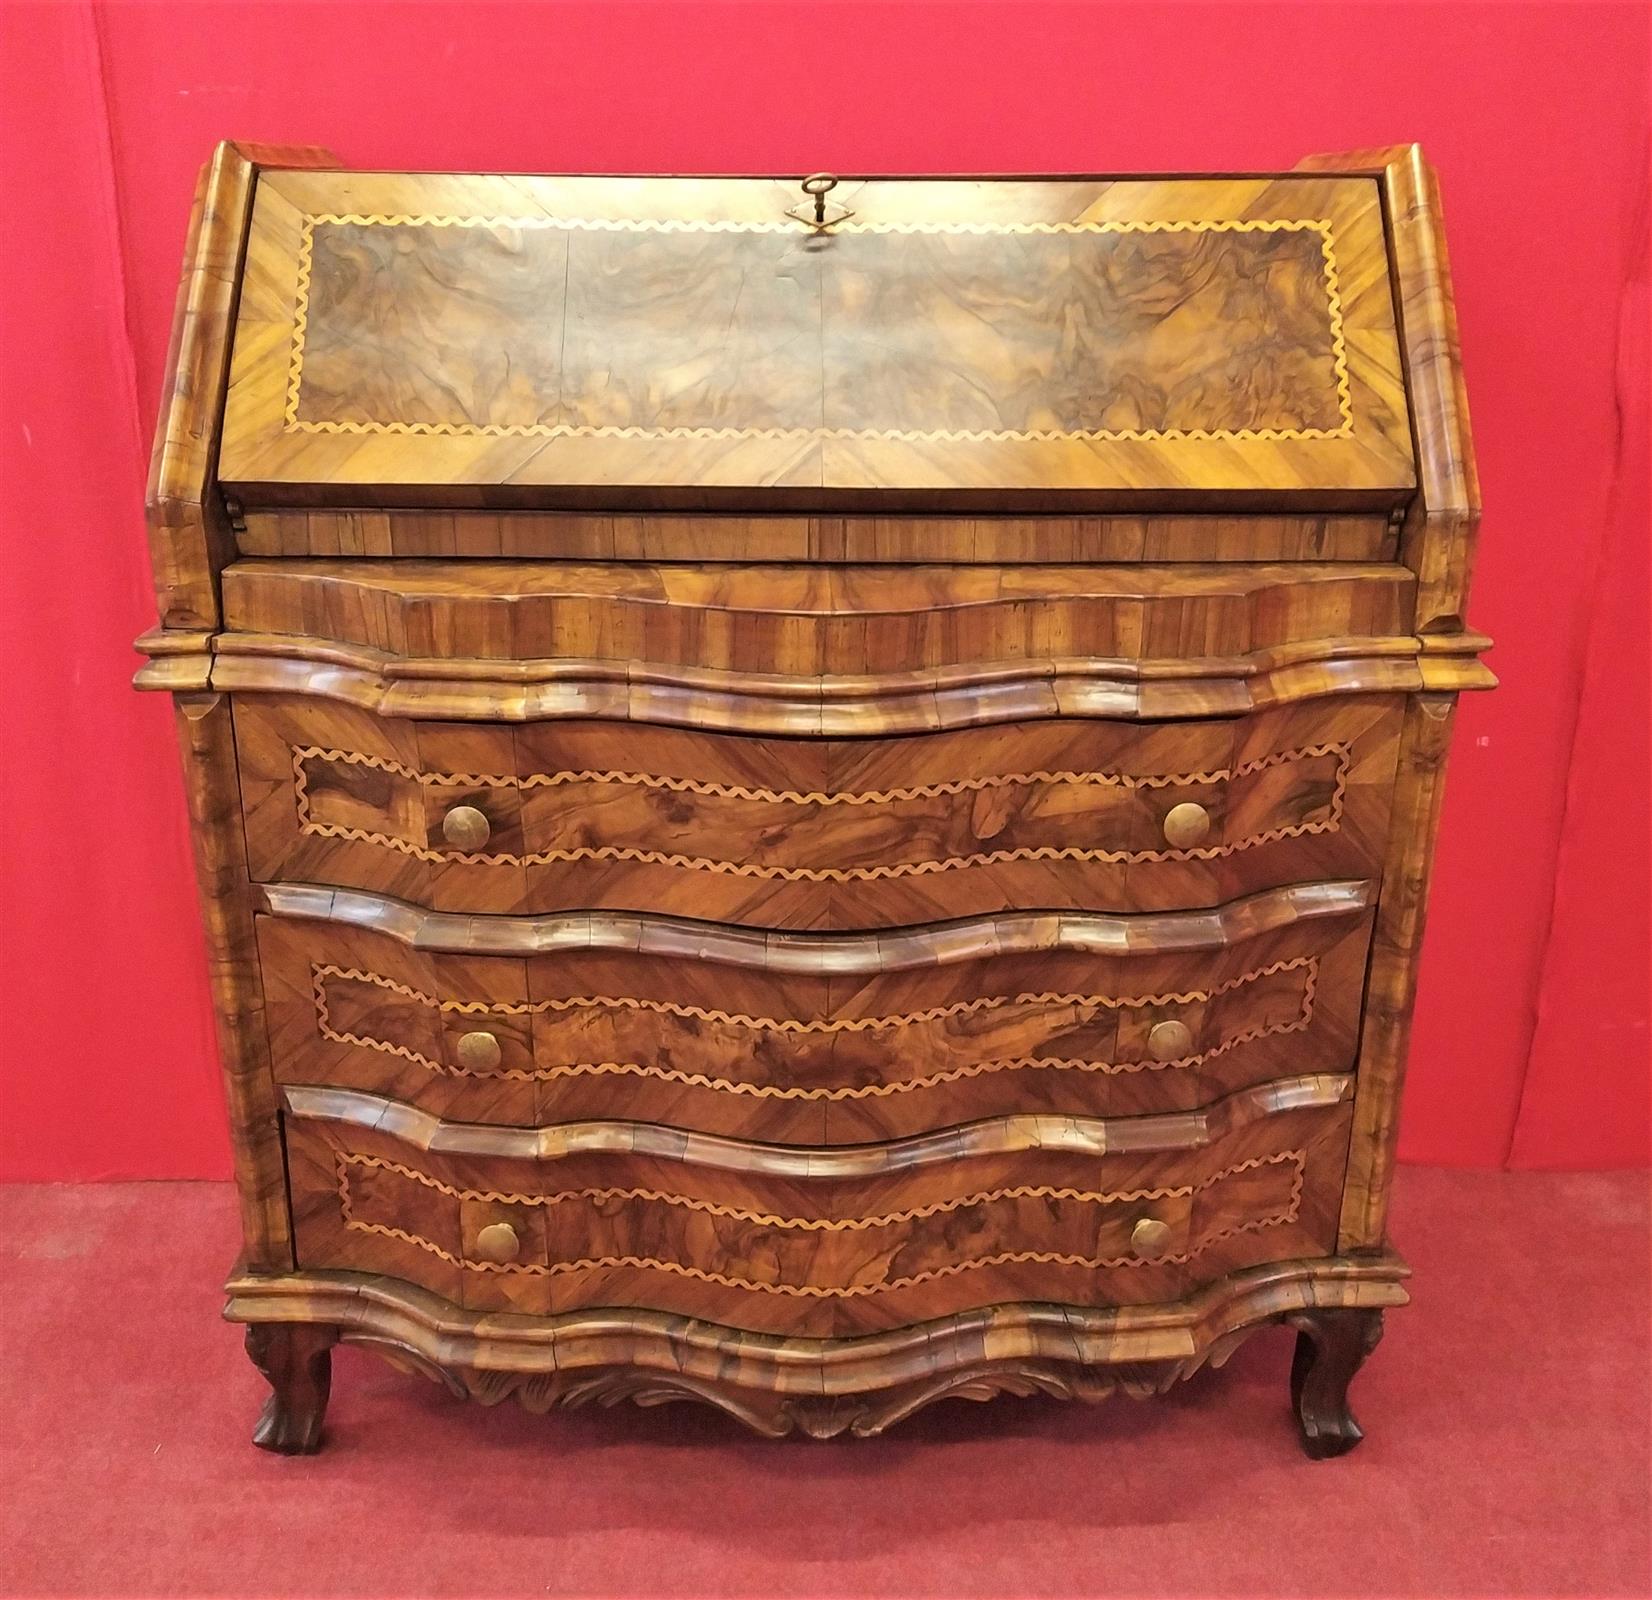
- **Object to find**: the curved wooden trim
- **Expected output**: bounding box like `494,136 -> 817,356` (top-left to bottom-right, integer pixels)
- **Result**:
256,878 -> 1375,964
224,1255 -> 1410,1435
1298,144 -> 1480,633
132,628 -> 1494,721
206,628 -> 1452,690
1416,628 -> 1495,688
281,1073 -> 1354,1172
146,142 -> 340,632
145,142 -> 248,632
131,628 -> 213,693
228,1254 -> 1411,1377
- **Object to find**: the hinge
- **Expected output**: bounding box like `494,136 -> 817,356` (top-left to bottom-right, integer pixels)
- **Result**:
222,493 -> 247,535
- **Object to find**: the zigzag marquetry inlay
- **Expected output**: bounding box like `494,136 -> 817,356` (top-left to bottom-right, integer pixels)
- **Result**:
290,742 -> 1353,877
310,957 -> 1319,1095
293,742 -> 1345,802
335,1149 -> 1306,1293
285,213 -> 1353,443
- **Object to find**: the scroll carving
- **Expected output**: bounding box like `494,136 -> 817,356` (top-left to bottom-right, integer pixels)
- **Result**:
382,1341 -> 1265,1440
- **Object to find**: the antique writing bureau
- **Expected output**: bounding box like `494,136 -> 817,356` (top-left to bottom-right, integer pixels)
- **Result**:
136,143 -> 1490,1456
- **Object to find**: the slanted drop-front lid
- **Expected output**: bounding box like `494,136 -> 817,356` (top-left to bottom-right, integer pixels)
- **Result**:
218,171 -> 1416,511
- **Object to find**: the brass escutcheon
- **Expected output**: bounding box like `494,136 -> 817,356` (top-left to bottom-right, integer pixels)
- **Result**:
788,172 -> 854,232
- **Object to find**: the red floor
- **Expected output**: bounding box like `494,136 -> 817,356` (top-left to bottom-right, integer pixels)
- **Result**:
2,1169 -> 1648,1599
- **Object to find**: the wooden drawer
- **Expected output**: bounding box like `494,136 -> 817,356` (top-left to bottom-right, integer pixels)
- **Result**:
285,1084 -> 1353,1338
257,879 -> 1374,1143
236,695 -> 1401,927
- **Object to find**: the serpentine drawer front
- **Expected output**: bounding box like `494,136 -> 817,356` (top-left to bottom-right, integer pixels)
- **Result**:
282,1085 -> 1355,1336
234,693 -> 1403,924
254,882 -> 1377,1141
137,145 -> 1491,1455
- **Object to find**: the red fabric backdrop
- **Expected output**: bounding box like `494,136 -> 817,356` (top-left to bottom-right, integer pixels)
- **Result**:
2,1 -> 1647,1181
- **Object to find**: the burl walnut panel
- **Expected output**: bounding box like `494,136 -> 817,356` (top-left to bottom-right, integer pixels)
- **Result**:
219,172 -> 1413,507
290,211 -> 1337,438
138,146 -> 1489,1455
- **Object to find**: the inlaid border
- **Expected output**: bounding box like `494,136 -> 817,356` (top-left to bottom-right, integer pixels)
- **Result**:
289,741 -> 1353,879
309,955 -> 1319,1096
334,1148 -> 1306,1293
283,213 -> 1354,443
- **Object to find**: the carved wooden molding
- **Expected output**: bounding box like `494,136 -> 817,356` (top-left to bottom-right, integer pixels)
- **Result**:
281,1074 -> 1354,1172
259,877 -> 1375,964
366,1346 -> 1239,1439
309,954 -> 1318,1094
224,1255 -> 1412,1437
138,631 -> 1495,722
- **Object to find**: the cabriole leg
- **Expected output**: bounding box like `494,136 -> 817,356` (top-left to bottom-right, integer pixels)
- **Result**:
1286,1308 -> 1384,1459
244,1323 -> 338,1454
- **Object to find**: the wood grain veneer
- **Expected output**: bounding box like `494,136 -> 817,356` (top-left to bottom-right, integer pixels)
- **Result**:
255,888 -> 1376,1141
283,1087 -> 1354,1336
236,509 -> 1399,564
232,693 -> 1401,924
218,172 -> 1414,510
137,144 -> 1489,1458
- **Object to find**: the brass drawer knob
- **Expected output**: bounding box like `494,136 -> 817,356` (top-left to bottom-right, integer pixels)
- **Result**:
456,1030 -> 502,1072
474,1222 -> 521,1264
1131,1217 -> 1174,1260
1162,800 -> 1212,847
441,803 -> 491,851
1147,1019 -> 1194,1061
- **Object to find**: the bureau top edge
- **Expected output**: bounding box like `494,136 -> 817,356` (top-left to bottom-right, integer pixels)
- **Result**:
216,168 -> 1418,515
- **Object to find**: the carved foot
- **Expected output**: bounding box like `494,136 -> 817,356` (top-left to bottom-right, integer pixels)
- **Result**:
244,1323 -> 338,1454
1285,1308 -> 1383,1459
